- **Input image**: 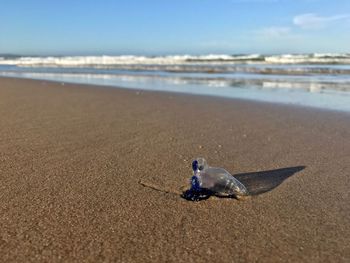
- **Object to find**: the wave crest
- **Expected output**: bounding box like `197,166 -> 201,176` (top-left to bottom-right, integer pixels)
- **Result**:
1,53 -> 350,67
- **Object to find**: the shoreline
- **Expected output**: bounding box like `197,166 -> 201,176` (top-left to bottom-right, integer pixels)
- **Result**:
1,75 -> 350,115
0,77 -> 349,262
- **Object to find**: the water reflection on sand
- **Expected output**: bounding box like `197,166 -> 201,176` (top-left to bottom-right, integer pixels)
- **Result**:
0,69 -> 349,112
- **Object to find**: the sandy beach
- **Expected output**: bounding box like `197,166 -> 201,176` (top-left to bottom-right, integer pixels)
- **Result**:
0,77 -> 349,262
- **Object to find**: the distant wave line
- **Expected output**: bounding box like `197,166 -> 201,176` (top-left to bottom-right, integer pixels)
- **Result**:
1,53 -> 350,67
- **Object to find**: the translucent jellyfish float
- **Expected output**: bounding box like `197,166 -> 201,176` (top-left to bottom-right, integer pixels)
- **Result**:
183,157 -> 249,201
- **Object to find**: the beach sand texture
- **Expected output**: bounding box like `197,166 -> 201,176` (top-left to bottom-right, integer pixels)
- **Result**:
0,77 -> 349,262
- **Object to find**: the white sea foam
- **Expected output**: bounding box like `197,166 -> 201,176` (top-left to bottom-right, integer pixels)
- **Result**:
1,53 -> 349,68
0,55 -> 233,66
265,53 -> 350,64
0,54 -> 264,66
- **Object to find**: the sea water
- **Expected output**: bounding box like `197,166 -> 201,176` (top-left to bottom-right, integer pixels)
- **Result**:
0,53 -> 350,112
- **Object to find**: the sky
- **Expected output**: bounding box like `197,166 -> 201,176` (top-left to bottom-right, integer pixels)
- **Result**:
0,0 -> 349,55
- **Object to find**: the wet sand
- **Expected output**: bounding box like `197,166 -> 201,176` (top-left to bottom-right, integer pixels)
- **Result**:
0,77 -> 349,262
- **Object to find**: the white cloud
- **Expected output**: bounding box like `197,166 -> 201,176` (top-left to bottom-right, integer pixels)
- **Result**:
256,26 -> 292,38
293,13 -> 350,29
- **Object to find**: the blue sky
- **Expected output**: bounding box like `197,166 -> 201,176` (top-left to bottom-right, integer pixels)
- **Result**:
0,0 -> 349,55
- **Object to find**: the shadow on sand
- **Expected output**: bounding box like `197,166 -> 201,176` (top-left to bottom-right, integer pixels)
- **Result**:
182,166 -> 305,201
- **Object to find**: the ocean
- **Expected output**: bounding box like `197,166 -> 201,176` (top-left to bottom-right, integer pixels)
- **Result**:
1,53 -> 350,112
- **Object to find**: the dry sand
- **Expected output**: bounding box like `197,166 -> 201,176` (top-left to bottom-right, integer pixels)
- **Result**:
0,77 -> 349,262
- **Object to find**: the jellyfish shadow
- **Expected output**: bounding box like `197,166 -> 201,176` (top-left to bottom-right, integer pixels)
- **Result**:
181,166 -> 306,201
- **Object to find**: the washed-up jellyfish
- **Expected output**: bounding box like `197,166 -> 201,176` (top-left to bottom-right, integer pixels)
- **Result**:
186,157 -> 249,201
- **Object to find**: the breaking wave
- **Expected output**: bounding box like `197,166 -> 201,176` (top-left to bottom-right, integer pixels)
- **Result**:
1,53 -> 350,68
